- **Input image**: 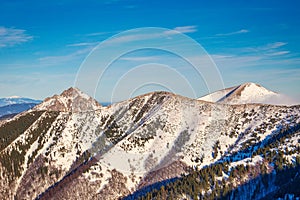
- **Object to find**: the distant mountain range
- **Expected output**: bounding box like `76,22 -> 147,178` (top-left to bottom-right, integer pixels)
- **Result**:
0,97 -> 41,107
0,82 -> 295,120
0,97 -> 41,119
0,94 -> 113,120
0,83 -> 299,199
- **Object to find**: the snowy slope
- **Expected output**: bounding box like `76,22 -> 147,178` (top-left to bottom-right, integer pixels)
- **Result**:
39,93 -> 300,199
0,87 -> 299,199
199,86 -> 235,103
198,82 -> 295,105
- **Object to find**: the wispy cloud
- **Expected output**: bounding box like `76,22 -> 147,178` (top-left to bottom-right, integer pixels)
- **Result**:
0,26 -> 33,47
67,42 -> 98,47
267,51 -> 290,56
164,25 -> 198,35
211,54 -> 263,68
38,47 -> 92,65
172,26 -> 198,33
105,26 -> 198,44
211,52 -> 300,69
87,26 -> 197,39
220,41 -> 290,57
105,34 -> 150,44
265,42 -> 287,49
216,29 -> 249,36
258,42 -> 289,56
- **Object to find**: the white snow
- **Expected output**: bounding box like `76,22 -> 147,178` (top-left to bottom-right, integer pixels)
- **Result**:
2,84 -> 300,198
198,87 -> 233,102
7,96 -> 21,99
198,82 -> 293,105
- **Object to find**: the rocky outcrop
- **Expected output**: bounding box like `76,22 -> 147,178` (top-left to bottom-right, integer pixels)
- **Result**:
34,87 -> 101,112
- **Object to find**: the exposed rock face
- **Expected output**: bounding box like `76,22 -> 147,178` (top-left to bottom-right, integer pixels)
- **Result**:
34,87 -> 101,112
97,169 -> 131,199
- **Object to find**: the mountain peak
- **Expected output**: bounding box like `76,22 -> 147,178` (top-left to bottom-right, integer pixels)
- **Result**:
60,87 -> 82,97
34,87 -> 101,112
241,82 -> 261,87
198,82 -> 281,105
238,82 -> 267,92
226,82 -> 276,99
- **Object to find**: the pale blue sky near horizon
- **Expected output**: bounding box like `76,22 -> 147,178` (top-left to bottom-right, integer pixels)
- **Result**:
0,0 -> 300,102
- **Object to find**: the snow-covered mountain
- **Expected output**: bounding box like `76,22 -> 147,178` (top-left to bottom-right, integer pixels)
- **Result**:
0,97 -> 41,107
33,87 -> 101,112
0,85 -> 299,199
199,82 -> 296,105
0,97 -> 41,118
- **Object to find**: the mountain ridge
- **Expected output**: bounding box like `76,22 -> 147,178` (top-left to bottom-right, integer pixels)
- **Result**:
0,83 -> 299,199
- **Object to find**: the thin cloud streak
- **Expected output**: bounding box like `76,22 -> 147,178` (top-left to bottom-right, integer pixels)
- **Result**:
105,26 -> 198,44
211,53 -> 300,69
0,26 -> 33,47
267,51 -> 290,56
67,42 -> 98,47
216,29 -> 249,36
38,47 -> 92,65
216,41 -> 290,57
164,26 -> 198,35
257,42 -> 289,56
265,42 -> 287,49
86,30 -> 121,37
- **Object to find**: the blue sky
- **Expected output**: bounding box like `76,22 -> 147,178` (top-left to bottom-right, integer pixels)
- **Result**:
0,0 -> 300,102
